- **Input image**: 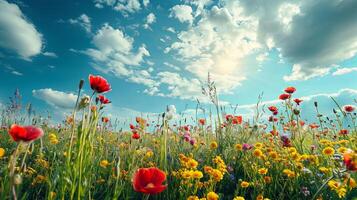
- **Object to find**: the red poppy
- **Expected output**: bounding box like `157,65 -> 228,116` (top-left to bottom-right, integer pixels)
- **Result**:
198,119 -> 206,126
232,116 -> 242,125
279,93 -> 291,100
130,124 -> 136,130
89,74 -> 111,93
339,129 -> 348,135
97,95 -> 111,104
183,125 -> 190,131
132,133 -> 140,139
284,87 -> 296,94
225,114 -> 233,121
268,106 -> 278,112
102,117 -> 109,123
9,124 -> 44,142
299,120 -> 305,126
309,123 -> 319,129
294,98 -> 303,105
343,105 -> 355,113
132,167 -> 167,194
272,111 -> 278,115
343,152 -> 357,171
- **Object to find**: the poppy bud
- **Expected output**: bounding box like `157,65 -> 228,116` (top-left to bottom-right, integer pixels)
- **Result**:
293,109 -> 300,115
79,79 -> 84,90
314,101 -> 318,107
333,108 -> 337,114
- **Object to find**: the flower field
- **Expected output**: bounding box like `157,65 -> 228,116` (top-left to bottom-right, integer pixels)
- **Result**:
0,75 -> 356,200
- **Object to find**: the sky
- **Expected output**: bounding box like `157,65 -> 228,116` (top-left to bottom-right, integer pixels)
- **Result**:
0,0 -> 356,125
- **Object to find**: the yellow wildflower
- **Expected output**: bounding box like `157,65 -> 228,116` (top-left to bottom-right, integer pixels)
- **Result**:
207,192 -> 219,200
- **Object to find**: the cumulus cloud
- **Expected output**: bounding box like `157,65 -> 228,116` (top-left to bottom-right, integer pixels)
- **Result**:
332,67 -> 357,76
169,5 -> 194,24
0,0 -> 42,60
167,4 -> 259,94
143,13 -> 156,29
238,0 -> 357,81
32,88 -> 77,110
94,0 -> 143,16
69,13 -> 91,33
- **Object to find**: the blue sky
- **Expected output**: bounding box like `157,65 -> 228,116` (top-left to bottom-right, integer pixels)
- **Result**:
0,0 -> 356,124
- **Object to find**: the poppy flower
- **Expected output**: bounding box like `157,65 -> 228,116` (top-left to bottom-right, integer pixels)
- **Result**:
89,74 -> 111,94
294,98 -> 303,105
97,95 -> 111,104
343,105 -> 355,113
343,152 -> 357,171
284,87 -> 296,94
339,129 -> 348,135
132,167 -> 167,194
279,93 -> 291,100
130,124 -> 136,130
102,117 -> 109,123
268,106 -> 278,112
232,116 -> 242,125
132,133 -> 140,139
198,118 -> 206,126
225,114 -> 233,121
9,124 -> 44,142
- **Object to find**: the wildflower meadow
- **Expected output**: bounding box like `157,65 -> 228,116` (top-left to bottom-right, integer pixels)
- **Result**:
0,75 -> 356,200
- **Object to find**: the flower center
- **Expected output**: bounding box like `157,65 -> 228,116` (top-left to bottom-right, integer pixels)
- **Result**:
145,183 -> 155,189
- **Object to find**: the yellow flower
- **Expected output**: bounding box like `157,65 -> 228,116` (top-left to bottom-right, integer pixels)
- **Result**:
319,167 -> 330,174
182,170 -> 192,179
187,159 -> 198,169
233,196 -> 245,200
145,151 -> 154,158
328,180 -> 340,190
337,187 -> 346,198
268,151 -> 278,159
254,142 -> 263,149
258,168 -> 268,175
240,181 -> 250,188
283,169 -> 296,178
235,144 -> 242,151
322,147 -> 335,156
192,170 -> 203,179
253,149 -> 263,157
187,196 -> 199,200
337,147 -> 347,154
264,176 -> 272,184
210,141 -> 218,150
256,194 -> 264,200
210,169 -> 223,182
100,160 -> 110,168
0,148 -> 5,158
207,192 -> 219,200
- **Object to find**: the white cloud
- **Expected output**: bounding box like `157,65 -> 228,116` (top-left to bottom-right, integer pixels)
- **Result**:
143,0 -> 149,7
143,13 -> 156,29
32,88 -> 77,110
163,62 -> 180,71
166,27 -> 176,33
0,0 -> 42,60
332,67 -> 357,76
168,4 -> 259,94
170,5 -> 194,24
69,13 -> 91,33
11,70 -> 23,76
238,0 -> 357,81
94,0 -> 143,16
42,51 -> 58,58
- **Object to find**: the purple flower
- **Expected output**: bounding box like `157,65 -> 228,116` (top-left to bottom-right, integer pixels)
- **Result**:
242,143 -> 252,151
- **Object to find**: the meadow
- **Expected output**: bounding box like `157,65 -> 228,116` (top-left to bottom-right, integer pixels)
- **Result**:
0,75 -> 356,200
